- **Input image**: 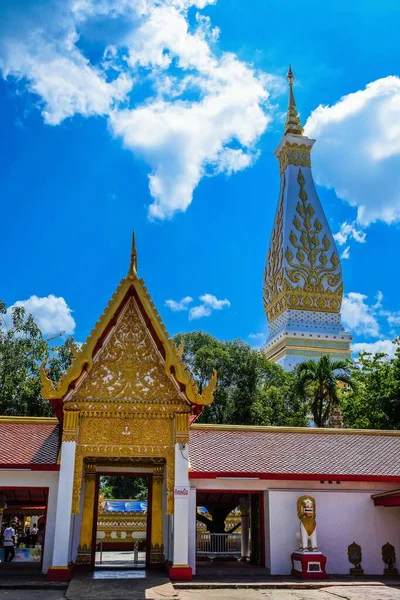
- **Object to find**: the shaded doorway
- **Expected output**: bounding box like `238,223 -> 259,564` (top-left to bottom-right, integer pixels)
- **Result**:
196,491 -> 264,570
95,475 -> 150,568
0,487 -> 48,572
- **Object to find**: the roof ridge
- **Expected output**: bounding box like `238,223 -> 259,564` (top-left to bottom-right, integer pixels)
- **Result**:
0,416 -> 59,424
190,423 -> 400,437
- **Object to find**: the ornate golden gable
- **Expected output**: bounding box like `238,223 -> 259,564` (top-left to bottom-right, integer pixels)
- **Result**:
40,232 -> 217,410
74,297 -> 179,402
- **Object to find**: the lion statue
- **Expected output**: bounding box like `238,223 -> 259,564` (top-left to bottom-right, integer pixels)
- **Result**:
297,495 -> 318,551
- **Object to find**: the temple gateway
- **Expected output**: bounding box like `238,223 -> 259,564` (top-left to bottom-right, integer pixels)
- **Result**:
0,71 -> 399,582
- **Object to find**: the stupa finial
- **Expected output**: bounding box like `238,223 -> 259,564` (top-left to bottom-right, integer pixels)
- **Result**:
128,229 -> 137,277
284,65 -> 304,136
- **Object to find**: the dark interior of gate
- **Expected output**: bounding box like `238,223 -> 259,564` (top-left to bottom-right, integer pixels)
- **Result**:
0,487 -> 48,570
196,491 -> 264,570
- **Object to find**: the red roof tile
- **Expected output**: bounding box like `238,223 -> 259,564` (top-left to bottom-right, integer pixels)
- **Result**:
189,426 -> 400,479
0,419 -> 60,466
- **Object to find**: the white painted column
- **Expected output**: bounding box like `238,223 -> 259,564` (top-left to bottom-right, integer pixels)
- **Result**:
188,487 -> 197,575
169,442 -> 191,580
50,440 -> 76,569
240,495 -> 250,561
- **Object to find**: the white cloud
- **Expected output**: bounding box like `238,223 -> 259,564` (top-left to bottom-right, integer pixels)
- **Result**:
188,293 -> 230,320
189,304 -> 212,320
0,0 -> 280,219
333,221 -> 366,246
305,76 -> 400,226
165,296 -> 193,311
341,246 -> 350,260
352,340 -> 397,359
198,293 -> 230,310
341,292 -> 380,337
7,295 -> 75,336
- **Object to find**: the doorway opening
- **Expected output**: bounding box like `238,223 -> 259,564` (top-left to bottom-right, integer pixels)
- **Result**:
0,487 -> 48,572
95,474 -> 151,568
196,491 -> 265,572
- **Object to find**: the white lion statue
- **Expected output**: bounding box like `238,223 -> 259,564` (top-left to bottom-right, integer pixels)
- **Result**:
297,495 -> 318,551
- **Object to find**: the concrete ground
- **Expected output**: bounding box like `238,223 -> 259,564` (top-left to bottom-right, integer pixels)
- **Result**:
1,586 -> 400,600
178,588 -> 400,600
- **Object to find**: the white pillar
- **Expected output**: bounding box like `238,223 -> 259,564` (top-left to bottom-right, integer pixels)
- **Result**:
169,442 -> 191,581
240,495 -> 250,562
188,487 -> 197,575
48,440 -> 76,579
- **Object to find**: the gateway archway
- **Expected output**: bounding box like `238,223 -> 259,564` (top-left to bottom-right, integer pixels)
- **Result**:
41,235 -> 216,582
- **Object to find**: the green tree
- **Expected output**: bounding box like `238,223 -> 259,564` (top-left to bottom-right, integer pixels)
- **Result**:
174,331 -> 307,426
296,355 -> 355,427
100,476 -> 148,500
0,300 -> 73,417
341,350 -> 398,429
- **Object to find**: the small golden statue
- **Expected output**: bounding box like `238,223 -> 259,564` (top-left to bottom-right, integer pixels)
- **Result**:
297,495 -> 317,551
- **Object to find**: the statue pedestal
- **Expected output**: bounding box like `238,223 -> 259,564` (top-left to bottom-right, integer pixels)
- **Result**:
291,551 -> 327,579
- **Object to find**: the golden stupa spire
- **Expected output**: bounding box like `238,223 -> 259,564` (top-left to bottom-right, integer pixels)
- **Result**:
128,229 -> 137,277
284,65 -> 304,136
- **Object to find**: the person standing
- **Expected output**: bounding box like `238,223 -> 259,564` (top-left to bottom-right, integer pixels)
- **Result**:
30,525 -> 38,548
3,525 -> 16,562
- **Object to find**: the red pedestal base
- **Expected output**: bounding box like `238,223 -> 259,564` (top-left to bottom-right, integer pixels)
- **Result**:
291,551 -> 327,579
168,565 -> 192,581
47,566 -> 73,581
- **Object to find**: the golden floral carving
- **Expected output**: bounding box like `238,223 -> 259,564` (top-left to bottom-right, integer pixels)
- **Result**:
277,142 -> 311,175
264,169 -> 343,323
75,298 -> 179,402
263,173 -> 285,313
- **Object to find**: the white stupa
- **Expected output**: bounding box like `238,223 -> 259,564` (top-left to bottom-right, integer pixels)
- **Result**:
263,67 -> 351,370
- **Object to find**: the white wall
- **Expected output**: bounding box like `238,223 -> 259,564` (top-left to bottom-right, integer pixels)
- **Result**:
0,469 -> 59,573
268,489 -> 400,575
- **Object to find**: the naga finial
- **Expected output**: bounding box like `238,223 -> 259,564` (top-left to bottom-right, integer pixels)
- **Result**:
128,229 -> 138,278
69,339 -> 80,359
40,361 -> 56,400
200,369 -> 217,404
176,339 -> 185,360
284,65 -> 304,136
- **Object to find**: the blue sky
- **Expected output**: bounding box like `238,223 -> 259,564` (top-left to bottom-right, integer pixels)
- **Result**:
1,0 -> 400,356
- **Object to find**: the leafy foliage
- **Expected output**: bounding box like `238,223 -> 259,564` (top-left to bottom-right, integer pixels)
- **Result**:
99,476 -> 148,500
0,299 -> 73,416
341,347 -> 400,429
174,331 -> 307,426
295,355 -> 355,427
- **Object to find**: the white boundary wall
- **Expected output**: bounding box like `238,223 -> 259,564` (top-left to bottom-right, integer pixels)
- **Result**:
0,469 -> 59,573
191,478 -> 400,575
268,489 -> 400,575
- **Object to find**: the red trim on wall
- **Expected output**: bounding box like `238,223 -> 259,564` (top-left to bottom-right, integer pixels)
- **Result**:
373,495 -> 400,507
190,471 -> 400,483
0,464 -> 59,471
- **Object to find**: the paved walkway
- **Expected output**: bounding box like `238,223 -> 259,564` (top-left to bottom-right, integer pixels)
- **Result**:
65,570 -> 178,600
178,587 -> 400,599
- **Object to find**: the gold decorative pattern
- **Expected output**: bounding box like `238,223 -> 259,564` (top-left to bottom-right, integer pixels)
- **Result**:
62,410 -> 79,443
40,237 -> 216,407
284,66 -> 304,136
175,413 -> 190,444
277,142 -> 311,175
75,298 -> 179,402
264,169 -> 343,323
72,443 -> 175,515
263,173 -> 285,314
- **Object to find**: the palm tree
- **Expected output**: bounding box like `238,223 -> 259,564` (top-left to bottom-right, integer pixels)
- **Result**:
296,355 -> 355,427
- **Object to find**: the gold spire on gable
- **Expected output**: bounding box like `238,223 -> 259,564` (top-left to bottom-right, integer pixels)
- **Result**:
128,229 -> 137,278
284,65 -> 304,136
